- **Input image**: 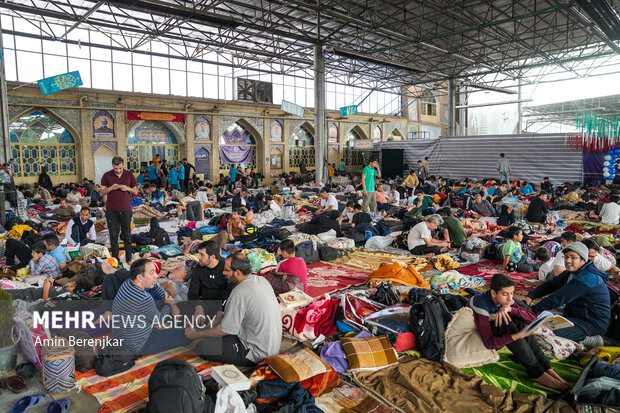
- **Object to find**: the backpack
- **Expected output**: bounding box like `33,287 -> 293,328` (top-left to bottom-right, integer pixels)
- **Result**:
94,344 -> 135,377
407,289 -> 452,361
147,359 -> 208,413
262,271 -> 304,295
484,241 -> 506,260
318,245 -> 339,261
370,282 -> 401,306
607,300 -> 620,341
218,213 -> 231,231
295,240 -> 319,265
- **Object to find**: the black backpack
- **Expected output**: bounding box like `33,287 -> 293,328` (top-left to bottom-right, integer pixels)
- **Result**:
295,240 -> 319,265
147,359 -> 210,413
407,289 -> 452,361
607,300 -> 620,341
94,344 -> 136,377
318,245 -> 339,261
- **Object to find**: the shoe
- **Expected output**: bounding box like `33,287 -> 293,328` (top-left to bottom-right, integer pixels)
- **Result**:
46,399 -> 70,413
580,335 -> 604,349
10,394 -> 46,413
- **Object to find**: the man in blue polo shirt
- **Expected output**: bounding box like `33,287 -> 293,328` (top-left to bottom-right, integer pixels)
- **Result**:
42,233 -> 67,272
178,162 -> 185,192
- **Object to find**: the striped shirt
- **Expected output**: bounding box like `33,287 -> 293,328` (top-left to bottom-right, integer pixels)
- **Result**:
29,254 -> 60,279
111,279 -> 169,353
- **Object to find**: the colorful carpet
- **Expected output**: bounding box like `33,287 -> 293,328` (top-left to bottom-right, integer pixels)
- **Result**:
458,260 -> 539,293
330,249 -> 435,274
462,349 -> 583,397
75,346 -> 218,413
306,262 -> 370,297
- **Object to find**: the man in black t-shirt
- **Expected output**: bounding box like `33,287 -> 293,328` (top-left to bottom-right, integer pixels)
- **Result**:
351,203 -> 372,227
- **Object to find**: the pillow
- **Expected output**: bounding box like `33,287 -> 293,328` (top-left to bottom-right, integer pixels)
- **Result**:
443,307 -> 499,368
266,348 -> 332,383
339,335 -> 398,371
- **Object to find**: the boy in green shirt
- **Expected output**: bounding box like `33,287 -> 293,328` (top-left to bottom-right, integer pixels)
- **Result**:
502,226 -> 540,273
361,157 -> 380,213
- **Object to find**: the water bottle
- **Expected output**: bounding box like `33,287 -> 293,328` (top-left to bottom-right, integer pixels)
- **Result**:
365,230 -> 372,240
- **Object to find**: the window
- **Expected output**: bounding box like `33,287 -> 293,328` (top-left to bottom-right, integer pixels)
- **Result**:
289,126 -> 315,169
271,152 -> 282,169
10,111 -> 77,178
126,121 -> 180,173
421,92 -> 437,116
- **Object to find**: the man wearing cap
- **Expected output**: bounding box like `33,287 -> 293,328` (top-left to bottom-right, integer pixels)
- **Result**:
524,242 -> 611,343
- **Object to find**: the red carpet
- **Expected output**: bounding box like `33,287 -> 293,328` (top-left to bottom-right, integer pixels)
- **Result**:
458,259 -> 539,292
306,262 -> 370,297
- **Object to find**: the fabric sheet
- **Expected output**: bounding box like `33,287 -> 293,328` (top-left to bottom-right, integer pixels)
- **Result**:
355,356 -> 574,413
315,383 -> 397,413
305,262 -> 369,297
75,346 -> 218,413
458,260 -> 539,293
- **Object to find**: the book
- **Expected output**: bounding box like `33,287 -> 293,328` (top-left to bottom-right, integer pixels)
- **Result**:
523,311 -> 574,334
279,290 -> 313,309
210,365 -> 250,391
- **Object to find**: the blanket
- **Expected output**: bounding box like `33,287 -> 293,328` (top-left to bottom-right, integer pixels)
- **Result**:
330,249 -> 461,274
306,262 -> 369,297
315,383 -> 397,413
355,356 -> 574,413
463,348 -> 583,397
457,260 -> 539,293
75,346 -> 218,413
132,204 -> 167,219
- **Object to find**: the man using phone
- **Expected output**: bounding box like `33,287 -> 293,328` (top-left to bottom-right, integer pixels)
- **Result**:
101,157 -> 138,266
469,273 -> 569,391
361,157 -> 381,213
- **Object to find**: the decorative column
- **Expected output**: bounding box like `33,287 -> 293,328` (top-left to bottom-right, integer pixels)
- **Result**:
314,43 -> 326,185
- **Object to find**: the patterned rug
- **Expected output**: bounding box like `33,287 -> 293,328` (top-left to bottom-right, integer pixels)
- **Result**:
315,382 -> 398,413
75,346 -> 218,413
306,262 -> 370,297
458,260 -> 539,293
330,249 -> 434,274
462,349 -> 583,397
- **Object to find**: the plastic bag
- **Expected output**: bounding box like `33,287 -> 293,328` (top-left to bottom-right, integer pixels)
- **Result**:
365,236 -> 393,249
214,386 -> 256,413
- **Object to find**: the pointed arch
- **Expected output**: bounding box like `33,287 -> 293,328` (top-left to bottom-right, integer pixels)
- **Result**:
223,117 -> 263,146
347,125 -> 368,140
387,128 -> 404,141
10,107 -> 81,145
94,144 -> 116,157
126,120 -> 183,173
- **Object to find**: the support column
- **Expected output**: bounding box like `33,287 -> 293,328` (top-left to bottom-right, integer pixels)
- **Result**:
314,43 -> 326,185
517,77 -> 522,134
447,78 -> 456,136
0,20 -> 10,164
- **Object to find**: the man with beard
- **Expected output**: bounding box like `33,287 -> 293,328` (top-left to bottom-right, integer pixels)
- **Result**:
185,252 -> 281,366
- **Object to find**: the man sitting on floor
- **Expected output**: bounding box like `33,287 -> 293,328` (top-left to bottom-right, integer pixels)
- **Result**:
112,258 -> 190,355
407,214 -> 449,256
186,252 -> 281,366
55,198 -> 76,222
42,233 -> 68,272
525,191 -> 549,224
470,193 -> 497,217
315,189 -> 339,215
470,273 -> 569,391
63,206 -> 96,245
276,239 -> 308,292
524,242 -> 611,345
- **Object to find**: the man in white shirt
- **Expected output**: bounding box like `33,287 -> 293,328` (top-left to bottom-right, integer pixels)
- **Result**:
63,207 -> 96,245
599,195 -> 620,225
407,214 -> 449,256
552,231 -> 578,276
387,186 -> 401,205
582,238 -> 619,282
316,189 -> 338,214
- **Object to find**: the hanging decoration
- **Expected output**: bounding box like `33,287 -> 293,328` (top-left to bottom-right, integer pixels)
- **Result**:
569,110 -> 620,152
603,149 -> 619,180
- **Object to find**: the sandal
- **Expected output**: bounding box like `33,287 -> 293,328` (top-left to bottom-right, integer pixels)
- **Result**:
46,399 -> 70,413
0,375 -> 27,393
9,394 -> 46,413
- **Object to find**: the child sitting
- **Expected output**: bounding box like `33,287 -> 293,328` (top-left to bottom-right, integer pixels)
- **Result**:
28,242 -> 61,281
469,273 -> 569,391
502,226 -> 540,273
536,247 -> 554,282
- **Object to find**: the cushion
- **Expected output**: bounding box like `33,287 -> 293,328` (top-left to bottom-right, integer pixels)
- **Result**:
339,335 -> 398,371
443,307 -> 499,368
266,348 -> 332,383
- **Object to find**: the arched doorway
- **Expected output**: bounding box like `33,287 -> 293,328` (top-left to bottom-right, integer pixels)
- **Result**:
219,122 -> 257,175
343,126 -> 366,168
387,128 -> 404,141
9,110 -> 78,184
126,121 -> 181,173
94,145 -> 116,185
289,124 -> 315,172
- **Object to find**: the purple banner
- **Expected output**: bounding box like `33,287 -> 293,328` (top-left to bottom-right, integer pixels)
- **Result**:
582,150 -> 606,183
220,145 -> 253,164
222,129 -> 251,145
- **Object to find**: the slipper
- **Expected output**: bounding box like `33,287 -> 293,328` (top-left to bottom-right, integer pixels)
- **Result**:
0,375 -> 27,393
46,399 -> 70,413
9,394 -> 46,413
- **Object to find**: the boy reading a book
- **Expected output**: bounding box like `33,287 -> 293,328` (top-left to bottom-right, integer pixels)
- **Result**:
469,273 -> 570,391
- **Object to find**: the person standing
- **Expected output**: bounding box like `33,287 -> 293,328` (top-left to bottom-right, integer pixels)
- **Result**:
178,161 -> 186,192
361,157 -> 380,212
338,159 -> 345,175
147,161 -> 157,185
152,154 -> 161,168
182,158 -> 195,193
101,157 -> 138,266
229,164 -> 239,184
423,156 -> 430,176
497,153 -> 511,184
159,160 -> 168,190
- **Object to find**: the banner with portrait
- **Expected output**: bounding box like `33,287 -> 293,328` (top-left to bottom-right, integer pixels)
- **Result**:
220,145 -> 253,164
92,110 -> 115,139
328,122 -> 338,143
194,116 -> 211,140
270,120 -> 283,142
